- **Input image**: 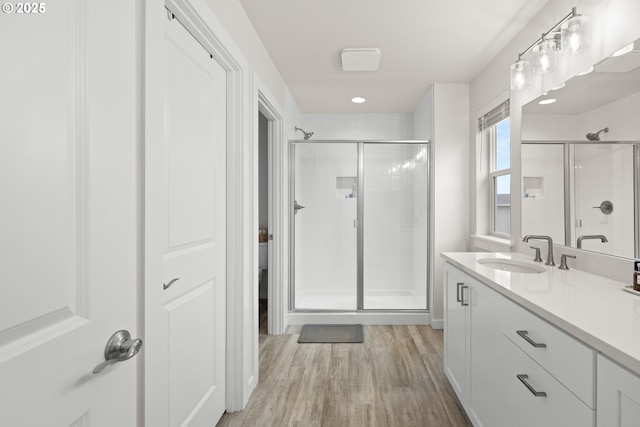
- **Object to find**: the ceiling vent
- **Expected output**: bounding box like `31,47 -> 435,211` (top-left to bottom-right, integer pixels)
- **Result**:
341,48 -> 381,71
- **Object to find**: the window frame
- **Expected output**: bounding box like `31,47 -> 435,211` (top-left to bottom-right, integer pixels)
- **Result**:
480,102 -> 511,239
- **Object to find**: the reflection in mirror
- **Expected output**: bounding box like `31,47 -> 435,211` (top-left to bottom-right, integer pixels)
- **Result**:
521,38 -> 640,259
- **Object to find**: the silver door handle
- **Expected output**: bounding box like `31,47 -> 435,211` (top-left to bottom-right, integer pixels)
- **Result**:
163,277 -> 180,290
93,330 -> 143,374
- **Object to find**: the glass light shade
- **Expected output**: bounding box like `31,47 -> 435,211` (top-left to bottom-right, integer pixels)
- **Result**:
561,14 -> 589,54
532,39 -> 557,74
510,59 -> 531,90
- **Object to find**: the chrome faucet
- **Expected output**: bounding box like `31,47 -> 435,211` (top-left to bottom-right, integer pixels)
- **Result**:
523,235 -> 555,266
576,235 -> 608,249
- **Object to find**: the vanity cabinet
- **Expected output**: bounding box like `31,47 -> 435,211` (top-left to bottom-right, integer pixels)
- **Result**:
443,264 -> 470,407
597,354 -> 640,426
444,261 -> 596,427
444,263 -> 503,427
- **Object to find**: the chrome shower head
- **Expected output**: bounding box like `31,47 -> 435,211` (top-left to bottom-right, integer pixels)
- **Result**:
295,126 -> 313,140
586,127 -> 609,141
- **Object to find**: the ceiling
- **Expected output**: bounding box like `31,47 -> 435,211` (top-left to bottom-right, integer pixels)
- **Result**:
238,0 -> 550,113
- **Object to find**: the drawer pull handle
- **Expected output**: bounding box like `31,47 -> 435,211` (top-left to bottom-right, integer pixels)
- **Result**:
460,285 -> 469,306
516,330 -> 547,348
517,374 -> 547,397
456,283 -> 463,302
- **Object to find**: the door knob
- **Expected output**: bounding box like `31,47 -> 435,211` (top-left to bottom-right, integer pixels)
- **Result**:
93,330 -> 143,374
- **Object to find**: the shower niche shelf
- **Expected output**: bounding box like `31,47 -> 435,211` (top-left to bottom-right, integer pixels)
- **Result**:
336,176 -> 357,199
523,176 -> 544,199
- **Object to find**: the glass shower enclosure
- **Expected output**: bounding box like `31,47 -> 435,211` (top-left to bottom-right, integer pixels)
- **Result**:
289,140 -> 430,311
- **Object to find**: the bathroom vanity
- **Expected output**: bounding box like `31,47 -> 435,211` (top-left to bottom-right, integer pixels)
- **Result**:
442,252 -> 640,427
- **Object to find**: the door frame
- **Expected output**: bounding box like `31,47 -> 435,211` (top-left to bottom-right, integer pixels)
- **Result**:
254,79 -> 286,336
145,0 -> 253,413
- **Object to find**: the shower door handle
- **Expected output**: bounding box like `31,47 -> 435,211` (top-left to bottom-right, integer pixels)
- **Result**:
294,200 -> 305,215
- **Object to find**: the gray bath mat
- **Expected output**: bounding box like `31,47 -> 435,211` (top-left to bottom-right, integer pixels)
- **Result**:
298,324 -> 364,343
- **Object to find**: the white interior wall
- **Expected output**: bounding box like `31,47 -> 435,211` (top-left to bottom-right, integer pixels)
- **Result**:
205,0 -> 286,107
430,83 -> 470,326
297,113 -> 413,140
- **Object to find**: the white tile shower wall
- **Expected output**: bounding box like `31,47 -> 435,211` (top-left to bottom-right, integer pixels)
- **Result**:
521,144 -> 565,243
298,113 -> 414,140
574,144 -> 634,258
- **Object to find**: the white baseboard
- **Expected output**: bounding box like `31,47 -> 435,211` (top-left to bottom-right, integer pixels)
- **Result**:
431,318 -> 444,330
288,311 -> 431,326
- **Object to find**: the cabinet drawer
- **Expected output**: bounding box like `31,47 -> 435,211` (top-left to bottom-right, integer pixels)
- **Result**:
501,336 -> 595,427
502,300 -> 595,408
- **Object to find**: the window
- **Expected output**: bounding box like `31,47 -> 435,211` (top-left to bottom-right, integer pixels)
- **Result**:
480,100 -> 510,238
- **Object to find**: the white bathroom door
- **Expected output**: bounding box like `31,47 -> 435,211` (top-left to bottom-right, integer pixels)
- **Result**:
0,1 -> 139,426
144,14 -> 227,427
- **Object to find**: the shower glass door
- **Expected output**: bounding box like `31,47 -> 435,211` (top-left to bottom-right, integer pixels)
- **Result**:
573,144 -> 635,257
291,140 -> 430,311
292,142 -> 358,310
362,143 -> 429,309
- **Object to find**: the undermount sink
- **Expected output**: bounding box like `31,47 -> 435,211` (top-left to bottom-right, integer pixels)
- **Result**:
477,258 -> 547,274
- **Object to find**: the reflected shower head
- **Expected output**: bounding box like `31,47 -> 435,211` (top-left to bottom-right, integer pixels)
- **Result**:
586,127 -> 609,141
295,126 -> 314,140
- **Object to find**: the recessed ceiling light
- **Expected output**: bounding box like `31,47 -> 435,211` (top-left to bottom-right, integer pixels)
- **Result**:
351,97 -> 366,104
538,98 -> 557,105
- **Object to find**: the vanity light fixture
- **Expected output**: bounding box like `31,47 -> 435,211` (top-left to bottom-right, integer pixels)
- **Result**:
510,59 -> 531,90
510,7 -> 589,90
532,38 -> 557,74
351,96 -> 366,104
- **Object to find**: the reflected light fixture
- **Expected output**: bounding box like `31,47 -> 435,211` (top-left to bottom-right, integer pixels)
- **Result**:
510,7 -> 588,90
351,96 -> 366,104
611,42 -> 635,57
577,66 -> 594,76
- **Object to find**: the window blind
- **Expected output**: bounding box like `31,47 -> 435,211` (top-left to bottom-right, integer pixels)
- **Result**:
478,99 -> 510,131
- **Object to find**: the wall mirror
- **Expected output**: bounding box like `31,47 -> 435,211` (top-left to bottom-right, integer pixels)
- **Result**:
520,37 -> 640,259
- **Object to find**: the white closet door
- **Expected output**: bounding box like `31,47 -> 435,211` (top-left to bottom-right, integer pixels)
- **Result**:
0,1 -> 139,426
145,13 -> 227,427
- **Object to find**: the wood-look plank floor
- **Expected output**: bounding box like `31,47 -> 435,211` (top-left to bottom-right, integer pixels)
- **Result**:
217,313 -> 471,427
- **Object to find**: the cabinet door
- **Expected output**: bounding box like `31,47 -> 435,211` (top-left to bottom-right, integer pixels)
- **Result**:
443,264 -> 469,406
469,280 -> 503,427
598,354 -> 640,427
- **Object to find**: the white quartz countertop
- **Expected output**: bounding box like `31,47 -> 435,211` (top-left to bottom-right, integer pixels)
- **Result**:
442,251 -> 640,376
